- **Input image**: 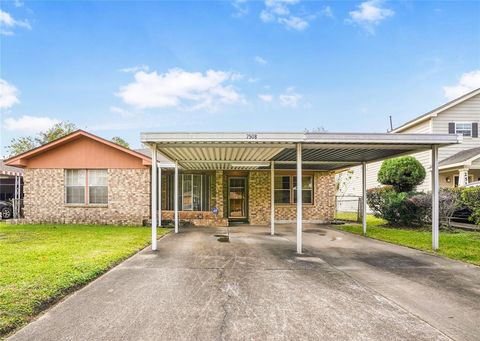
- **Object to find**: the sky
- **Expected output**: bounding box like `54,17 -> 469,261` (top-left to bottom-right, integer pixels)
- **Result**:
0,0 -> 479,155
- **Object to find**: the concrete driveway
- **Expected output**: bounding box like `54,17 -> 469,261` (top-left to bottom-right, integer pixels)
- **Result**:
9,224 -> 480,341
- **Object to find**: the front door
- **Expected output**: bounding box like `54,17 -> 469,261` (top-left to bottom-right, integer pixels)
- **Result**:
228,177 -> 247,220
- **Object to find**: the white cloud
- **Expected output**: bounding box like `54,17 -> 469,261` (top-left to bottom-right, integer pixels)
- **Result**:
0,79 -> 20,109
0,9 -> 30,36
260,0 -> 313,31
109,106 -> 135,118
260,10 -> 275,22
116,68 -> 244,111
3,115 -> 59,133
443,70 -> 480,101
348,0 -> 394,33
232,0 -> 249,17
321,6 -> 333,18
119,65 -> 149,73
255,56 -> 268,65
258,94 -> 273,102
278,16 -> 309,31
279,87 -> 302,107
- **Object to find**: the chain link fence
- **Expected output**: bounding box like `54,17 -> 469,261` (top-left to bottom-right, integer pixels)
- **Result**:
334,195 -> 364,223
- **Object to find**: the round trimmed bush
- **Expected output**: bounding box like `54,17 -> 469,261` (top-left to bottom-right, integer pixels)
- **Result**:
378,156 -> 426,192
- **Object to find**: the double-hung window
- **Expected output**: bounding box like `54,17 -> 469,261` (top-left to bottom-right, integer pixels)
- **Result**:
293,176 -> 313,204
455,123 -> 472,137
274,176 -> 291,204
65,170 -> 86,204
65,169 -> 108,204
274,175 -> 313,204
88,170 -> 108,204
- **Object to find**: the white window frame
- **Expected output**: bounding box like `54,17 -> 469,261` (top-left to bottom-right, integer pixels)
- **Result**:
274,175 -> 313,205
455,122 -> 472,137
64,169 -> 108,205
87,169 -> 108,204
65,169 -> 86,204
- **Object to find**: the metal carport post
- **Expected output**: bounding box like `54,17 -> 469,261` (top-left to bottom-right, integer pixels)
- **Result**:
151,145 -> 158,251
432,145 -> 439,250
174,161 -> 179,234
270,161 -> 275,236
362,161 -> 367,235
296,143 -> 302,254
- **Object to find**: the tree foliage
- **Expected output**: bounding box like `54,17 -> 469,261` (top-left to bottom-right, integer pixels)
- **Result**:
36,122 -> 77,145
111,136 -> 130,148
378,156 -> 426,192
7,122 -> 77,157
6,137 -> 37,157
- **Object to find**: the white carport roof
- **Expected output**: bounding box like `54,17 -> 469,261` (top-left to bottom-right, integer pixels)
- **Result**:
144,131 -> 462,254
141,132 -> 461,171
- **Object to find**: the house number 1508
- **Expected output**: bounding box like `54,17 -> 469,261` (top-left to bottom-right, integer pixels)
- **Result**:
246,134 -> 257,139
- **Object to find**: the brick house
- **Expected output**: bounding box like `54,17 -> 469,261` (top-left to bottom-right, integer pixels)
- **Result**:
3,130 -> 336,226
4,131 -> 152,225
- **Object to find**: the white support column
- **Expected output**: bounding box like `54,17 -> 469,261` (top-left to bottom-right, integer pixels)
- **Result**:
458,168 -> 469,187
296,143 -> 302,254
174,161 -> 179,234
158,164 -> 162,227
270,161 -> 275,235
151,145 -> 158,251
362,161 -> 367,236
432,145 -> 439,250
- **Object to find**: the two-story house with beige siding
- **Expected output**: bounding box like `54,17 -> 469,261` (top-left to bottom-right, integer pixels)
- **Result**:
337,88 -> 480,202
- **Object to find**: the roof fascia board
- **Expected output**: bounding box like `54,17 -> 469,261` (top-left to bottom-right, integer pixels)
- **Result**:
143,132 -> 460,146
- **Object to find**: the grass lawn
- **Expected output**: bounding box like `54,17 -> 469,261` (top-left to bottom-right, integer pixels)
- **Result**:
337,215 -> 480,266
0,223 -> 170,337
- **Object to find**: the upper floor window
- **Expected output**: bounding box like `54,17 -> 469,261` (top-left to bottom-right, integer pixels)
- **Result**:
455,123 -> 472,137
65,169 -> 108,204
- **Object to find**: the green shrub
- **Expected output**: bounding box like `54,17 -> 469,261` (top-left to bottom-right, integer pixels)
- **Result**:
408,188 -> 463,229
461,187 -> 480,225
378,156 -> 426,192
367,187 -> 420,227
407,192 -> 431,226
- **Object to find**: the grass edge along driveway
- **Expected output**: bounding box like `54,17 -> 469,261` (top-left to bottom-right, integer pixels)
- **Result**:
336,213 -> 480,266
0,224 -> 170,338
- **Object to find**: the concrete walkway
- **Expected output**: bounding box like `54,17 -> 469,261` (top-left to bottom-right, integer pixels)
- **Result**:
9,224 -> 480,341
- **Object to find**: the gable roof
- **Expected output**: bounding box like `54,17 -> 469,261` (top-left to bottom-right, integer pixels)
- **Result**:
4,130 -> 151,168
392,88 -> 480,133
439,147 -> 480,168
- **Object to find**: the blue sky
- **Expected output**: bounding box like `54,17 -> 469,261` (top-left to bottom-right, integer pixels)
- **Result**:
1,0 -> 479,154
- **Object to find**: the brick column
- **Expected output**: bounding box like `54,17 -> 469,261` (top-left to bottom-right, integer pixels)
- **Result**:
215,170 -> 224,218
